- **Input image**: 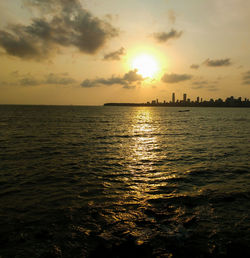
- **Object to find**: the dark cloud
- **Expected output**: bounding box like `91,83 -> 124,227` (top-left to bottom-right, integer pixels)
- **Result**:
161,73 -> 192,83
24,0 -> 79,12
192,80 -> 208,86
123,85 -> 136,90
207,85 -> 219,91
0,0 -> 118,60
242,70 -> 250,85
192,85 -> 218,91
191,85 -> 203,90
44,73 -> 76,85
190,64 -> 200,69
0,28 -> 47,60
104,14 -> 119,22
81,69 -> 144,89
191,80 -> 218,91
10,70 -> 20,77
17,73 -> 76,86
19,76 -> 41,86
153,29 -> 182,43
123,69 -> 143,82
81,77 -> 124,87
0,81 -> 16,87
103,47 -> 125,61
204,58 -> 231,67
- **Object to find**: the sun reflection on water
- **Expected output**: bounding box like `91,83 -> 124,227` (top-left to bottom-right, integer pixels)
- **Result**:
127,108 -> 165,201
132,108 -> 157,162
115,108 -> 180,220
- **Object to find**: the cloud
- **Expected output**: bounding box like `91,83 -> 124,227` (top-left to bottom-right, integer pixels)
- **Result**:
16,72 -> 76,86
103,47 -> 125,61
242,70 -> 250,85
192,80 -> 208,86
207,85 -> 219,91
104,14 -> 119,22
161,73 -> 192,83
153,29 -> 182,43
10,70 -> 20,77
81,69 -> 144,89
0,0 -> 118,60
191,80 -> 218,91
190,64 -> 200,69
81,77 -> 124,87
24,0 -> 80,13
44,73 -> 76,85
123,85 -> 136,90
0,28 -> 46,60
204,58 -> 232,67
192,85 -> 218,91
0,81 -> 17,87
123,69 -> 143,82
168,10 -> 176,24
19,76 -> 41,86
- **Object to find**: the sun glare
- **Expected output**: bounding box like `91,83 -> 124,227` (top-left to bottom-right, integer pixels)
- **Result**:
131,54 -> 159,78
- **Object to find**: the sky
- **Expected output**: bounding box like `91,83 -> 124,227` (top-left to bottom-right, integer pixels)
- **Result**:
0,0 -> 250,105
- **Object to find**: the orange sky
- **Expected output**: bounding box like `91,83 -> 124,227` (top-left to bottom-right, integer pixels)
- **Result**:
0,0 -> 250,105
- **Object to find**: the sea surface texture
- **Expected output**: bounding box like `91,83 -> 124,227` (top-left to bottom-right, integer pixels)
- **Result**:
0,106 -> 250,258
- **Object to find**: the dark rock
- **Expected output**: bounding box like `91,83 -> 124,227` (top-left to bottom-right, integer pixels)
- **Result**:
226,241 -> 250,258
35,229 -> 52,241
90,235 -> 153,258
43,245 -> 62,258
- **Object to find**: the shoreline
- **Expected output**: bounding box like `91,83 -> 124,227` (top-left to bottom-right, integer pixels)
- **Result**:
104,103 -> 250,108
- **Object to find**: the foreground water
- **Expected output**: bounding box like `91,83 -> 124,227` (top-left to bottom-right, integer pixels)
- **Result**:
0,105 -> 250,257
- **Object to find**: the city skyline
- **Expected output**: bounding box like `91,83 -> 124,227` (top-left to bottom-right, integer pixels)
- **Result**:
0,0 -> 250,105
147,92 -> 250,104
105,92 -> 250,107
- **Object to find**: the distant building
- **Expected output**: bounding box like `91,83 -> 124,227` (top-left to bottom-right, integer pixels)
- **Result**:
215,98 -> 223,104
172,93 -> 175,103
105,93 -> 250,107
183,93 -> 187,102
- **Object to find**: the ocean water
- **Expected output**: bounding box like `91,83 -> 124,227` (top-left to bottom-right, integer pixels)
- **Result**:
0,105 -> 249,258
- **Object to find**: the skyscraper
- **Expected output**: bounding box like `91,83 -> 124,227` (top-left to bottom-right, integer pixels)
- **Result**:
183,93 -> 187,102
172,92 -> 175,103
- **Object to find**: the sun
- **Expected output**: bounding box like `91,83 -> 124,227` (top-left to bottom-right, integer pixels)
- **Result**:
131,54 -> 159,78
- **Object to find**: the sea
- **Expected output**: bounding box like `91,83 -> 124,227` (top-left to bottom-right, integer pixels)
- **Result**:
0,105 -> 250,258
